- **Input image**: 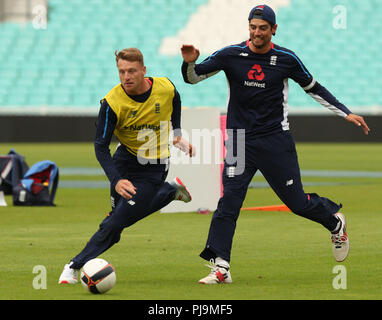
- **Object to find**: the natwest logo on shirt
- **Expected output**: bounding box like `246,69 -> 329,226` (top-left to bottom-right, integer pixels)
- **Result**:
247,64 -> 265,81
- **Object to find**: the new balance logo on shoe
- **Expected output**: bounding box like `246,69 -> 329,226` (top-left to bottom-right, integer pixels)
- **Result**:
171,177 -> 192,203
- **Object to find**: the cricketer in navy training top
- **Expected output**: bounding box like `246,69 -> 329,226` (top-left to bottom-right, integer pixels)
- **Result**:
181,4 -> 370,284
58,48 -> 195,285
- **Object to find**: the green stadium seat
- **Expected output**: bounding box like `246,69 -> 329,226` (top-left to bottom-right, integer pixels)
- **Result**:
0,0 -> 380,112
0,93 -> 7,106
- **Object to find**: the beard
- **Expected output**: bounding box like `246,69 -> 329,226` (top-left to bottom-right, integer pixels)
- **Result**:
252,37 -> 267,49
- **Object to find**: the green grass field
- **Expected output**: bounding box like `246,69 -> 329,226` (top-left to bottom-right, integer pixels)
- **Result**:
0,142 -> 381,300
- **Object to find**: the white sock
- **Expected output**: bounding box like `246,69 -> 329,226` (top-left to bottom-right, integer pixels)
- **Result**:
215,257 -> 230,270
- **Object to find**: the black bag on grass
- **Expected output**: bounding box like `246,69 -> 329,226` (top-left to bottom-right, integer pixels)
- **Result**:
13,160 -> 59,206
0,149 -> 29,195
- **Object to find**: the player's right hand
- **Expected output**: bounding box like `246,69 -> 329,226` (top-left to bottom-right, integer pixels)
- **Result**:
173,136 -> 196,157
115,179 -> 137,200
181,44 -> 200,63
345,113 -> 370,135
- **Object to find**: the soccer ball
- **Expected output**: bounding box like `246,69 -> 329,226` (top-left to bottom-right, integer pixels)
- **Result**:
80,258 -> 116,294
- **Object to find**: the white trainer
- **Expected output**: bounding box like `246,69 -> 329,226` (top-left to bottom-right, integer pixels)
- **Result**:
331,212 -> 349,262
171,177 -> 192,203
198,259 -> 232,284
58,262 -> 79,284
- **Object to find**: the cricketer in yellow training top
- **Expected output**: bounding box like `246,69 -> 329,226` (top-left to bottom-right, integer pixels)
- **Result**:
103,76 -> 175,159
58,48 -> 195,284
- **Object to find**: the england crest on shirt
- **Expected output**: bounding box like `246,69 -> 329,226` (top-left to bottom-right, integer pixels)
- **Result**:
270,55 -> 277,66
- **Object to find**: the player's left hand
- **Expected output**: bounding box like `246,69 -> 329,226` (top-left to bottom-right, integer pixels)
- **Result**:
345,113 -> 370,135
173,136 -> 196,157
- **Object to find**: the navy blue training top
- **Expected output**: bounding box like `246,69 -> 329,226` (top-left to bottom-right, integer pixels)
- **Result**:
182,40 -> 351,138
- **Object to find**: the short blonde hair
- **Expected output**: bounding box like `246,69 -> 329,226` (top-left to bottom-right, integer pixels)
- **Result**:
115,48 -> 144,65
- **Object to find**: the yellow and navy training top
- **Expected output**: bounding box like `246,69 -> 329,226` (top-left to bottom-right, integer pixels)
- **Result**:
94,77 -> 182,187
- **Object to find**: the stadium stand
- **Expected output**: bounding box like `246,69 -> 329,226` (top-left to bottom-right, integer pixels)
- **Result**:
0,0 -> 381,115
